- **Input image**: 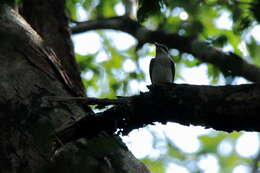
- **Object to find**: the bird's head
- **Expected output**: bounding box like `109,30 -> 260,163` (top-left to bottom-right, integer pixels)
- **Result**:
154,42 -> 169,56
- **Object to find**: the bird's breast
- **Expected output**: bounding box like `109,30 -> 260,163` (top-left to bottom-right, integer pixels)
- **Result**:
151,58 -> 173,84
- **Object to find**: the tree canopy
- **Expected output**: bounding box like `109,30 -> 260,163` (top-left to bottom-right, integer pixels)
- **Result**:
62,0 -> 260,172
1,0 -> 260,172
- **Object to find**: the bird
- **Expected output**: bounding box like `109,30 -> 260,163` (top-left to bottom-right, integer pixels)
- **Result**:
149,42 -> 175,85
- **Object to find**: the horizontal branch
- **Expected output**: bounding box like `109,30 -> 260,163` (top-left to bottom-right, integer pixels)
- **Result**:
46,96 -> 129,106
53,83 -> 260,146
71,16 -> 260,82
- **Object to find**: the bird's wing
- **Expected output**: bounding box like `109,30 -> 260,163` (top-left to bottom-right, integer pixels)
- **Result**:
170,58 -> 175,81
149,58 -> 155,82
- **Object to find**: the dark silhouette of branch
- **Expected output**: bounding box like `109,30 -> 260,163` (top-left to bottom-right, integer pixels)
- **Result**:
52,83 -> 260,147
47,96 -> 129,106
0,3 -> 150,173
70,16 -> 260,83
22,0 -> 92,112
23,0 -> 86,98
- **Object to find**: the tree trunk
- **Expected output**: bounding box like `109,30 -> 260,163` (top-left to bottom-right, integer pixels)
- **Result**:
0,2 -> 149,173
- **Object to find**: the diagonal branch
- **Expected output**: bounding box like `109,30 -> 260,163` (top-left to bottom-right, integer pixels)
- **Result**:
46,96 -> 129,106
1,3 -> 149,173
71,16 -> 260,83
22,0 -> 92,112
52,83 -> 260,146
22,0 -> 86,98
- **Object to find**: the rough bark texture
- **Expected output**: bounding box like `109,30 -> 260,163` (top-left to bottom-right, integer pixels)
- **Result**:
71,16 -> 260,83
54,83 -> 260,145
22,0 -> 85,97
0,2 -> 150,173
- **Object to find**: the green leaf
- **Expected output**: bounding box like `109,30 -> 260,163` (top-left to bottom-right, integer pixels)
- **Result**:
251,1 -> 260,22
233,17 -> 252,34
247,37 -> 260,65
82,0 -> 92,9
168,144 -> 186,160
142,159 -> 165,173
207,64 -> 220,84
199,133 -> 227,153
137,0 -> 166,22
66,0 -> 82,20
95,0 -> 118,18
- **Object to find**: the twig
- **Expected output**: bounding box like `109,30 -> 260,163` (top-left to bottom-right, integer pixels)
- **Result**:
45,96 -> 130,106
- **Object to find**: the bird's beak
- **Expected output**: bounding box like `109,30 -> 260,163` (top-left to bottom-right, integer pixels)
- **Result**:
154,42 -> 161,52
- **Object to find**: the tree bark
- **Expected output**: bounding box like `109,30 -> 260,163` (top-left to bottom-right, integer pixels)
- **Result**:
0,2 -> 149,173
53,83 -> 260,145
22,0 -> 86,97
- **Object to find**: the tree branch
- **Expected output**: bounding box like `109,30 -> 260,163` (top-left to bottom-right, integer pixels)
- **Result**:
22,0 -> 86,98
0,4 -> 149,173
52,83 -> 260,146
70,16 -> 260,83
47,96 -> 129,106
21,0 -> 92,112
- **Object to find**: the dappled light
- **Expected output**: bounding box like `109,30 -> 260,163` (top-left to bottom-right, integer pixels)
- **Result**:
1,0 -> 260,172
69,0 -> 260,172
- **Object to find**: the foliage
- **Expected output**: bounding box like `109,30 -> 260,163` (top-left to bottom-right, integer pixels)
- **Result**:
137,0 -> 166,22
64,0 -> 260,172
250,1 -> 260,22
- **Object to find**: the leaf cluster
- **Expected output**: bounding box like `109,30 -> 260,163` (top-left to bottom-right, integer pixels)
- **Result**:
63,0 -> 260,172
